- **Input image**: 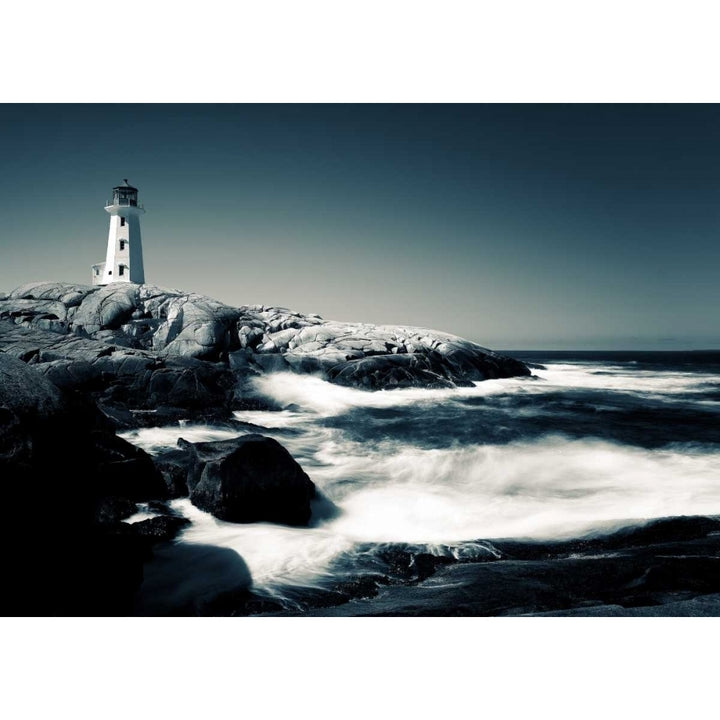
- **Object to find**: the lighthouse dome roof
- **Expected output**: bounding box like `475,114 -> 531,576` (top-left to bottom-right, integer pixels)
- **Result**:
113,179 -> 138,191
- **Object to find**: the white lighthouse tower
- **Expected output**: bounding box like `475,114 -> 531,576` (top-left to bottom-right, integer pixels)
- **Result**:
92,179 -> 146,285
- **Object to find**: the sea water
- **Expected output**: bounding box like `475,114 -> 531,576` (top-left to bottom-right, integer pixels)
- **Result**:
121,351 -> 720,607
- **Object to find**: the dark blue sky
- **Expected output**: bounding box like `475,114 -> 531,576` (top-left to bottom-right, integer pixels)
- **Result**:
1,104 -> 718,349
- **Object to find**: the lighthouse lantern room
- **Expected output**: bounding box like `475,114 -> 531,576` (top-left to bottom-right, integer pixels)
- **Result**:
92,179 -> 146,285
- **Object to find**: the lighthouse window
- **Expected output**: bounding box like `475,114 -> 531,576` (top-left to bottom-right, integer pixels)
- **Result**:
120,217 -> 126,227
120,240 -> 126,251
119,265 -> 125,276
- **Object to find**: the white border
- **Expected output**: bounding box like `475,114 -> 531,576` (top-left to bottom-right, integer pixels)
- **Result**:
2,1 -> 720,102
1,2 -> 719,715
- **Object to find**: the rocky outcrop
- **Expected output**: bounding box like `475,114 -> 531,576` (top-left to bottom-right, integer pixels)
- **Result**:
1,281 -> 530,409
325,346 -> 529,389
0,319 -> 236,425
72,283 -> 140,334
0,353 -> 159,615
260,516 -> 720,617
0,343 -> 67,419
249,320 -> 530,387
180,434 -> 316,525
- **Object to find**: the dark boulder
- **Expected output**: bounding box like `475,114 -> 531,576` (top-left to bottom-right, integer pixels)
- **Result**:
327,353 -> 460,389
134,542 -> 252,616
327,346 -> 531,390
129,515 -> 191,542
183,434 -> 316,525
95,496 -> 138,525
153,447 -> 193,497
438,344 -> 531,381
602,516 -> 720,549
90,431 -> 168,501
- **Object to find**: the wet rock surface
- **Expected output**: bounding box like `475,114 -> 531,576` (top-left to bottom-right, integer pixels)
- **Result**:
251,516 -> 720,617
181,434 -> 316,525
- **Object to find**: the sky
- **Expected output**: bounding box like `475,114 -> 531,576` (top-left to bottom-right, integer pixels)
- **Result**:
0,103 -> 718,350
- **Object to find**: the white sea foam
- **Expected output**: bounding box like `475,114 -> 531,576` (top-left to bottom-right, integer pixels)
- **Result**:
122,362 -> 720,599
124,502 -> 161,524
121,424 -> 242,453
316,436 -> 720,541
231,409 -> 308,429
172,498 -> 355,592
248,371 -> 534,416
248,364 -> 716,418
537,363 -> 713,398
172,433 -> 720,594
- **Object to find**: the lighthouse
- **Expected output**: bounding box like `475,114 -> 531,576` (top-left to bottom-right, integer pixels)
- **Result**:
92,179 -> 146,285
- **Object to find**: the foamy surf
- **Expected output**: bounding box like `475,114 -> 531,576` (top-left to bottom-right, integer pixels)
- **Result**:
121,356 -> 720,605
149,434 -> 720,597
246,362 -> 717,418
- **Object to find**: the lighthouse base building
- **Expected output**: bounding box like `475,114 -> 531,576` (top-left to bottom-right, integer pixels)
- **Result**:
92,180 -> 146,286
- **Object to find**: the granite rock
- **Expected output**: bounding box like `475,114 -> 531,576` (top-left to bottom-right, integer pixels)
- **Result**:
2,281 -> 530,401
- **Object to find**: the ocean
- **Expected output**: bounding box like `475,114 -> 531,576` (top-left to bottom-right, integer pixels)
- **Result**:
120,351 -> 720,614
